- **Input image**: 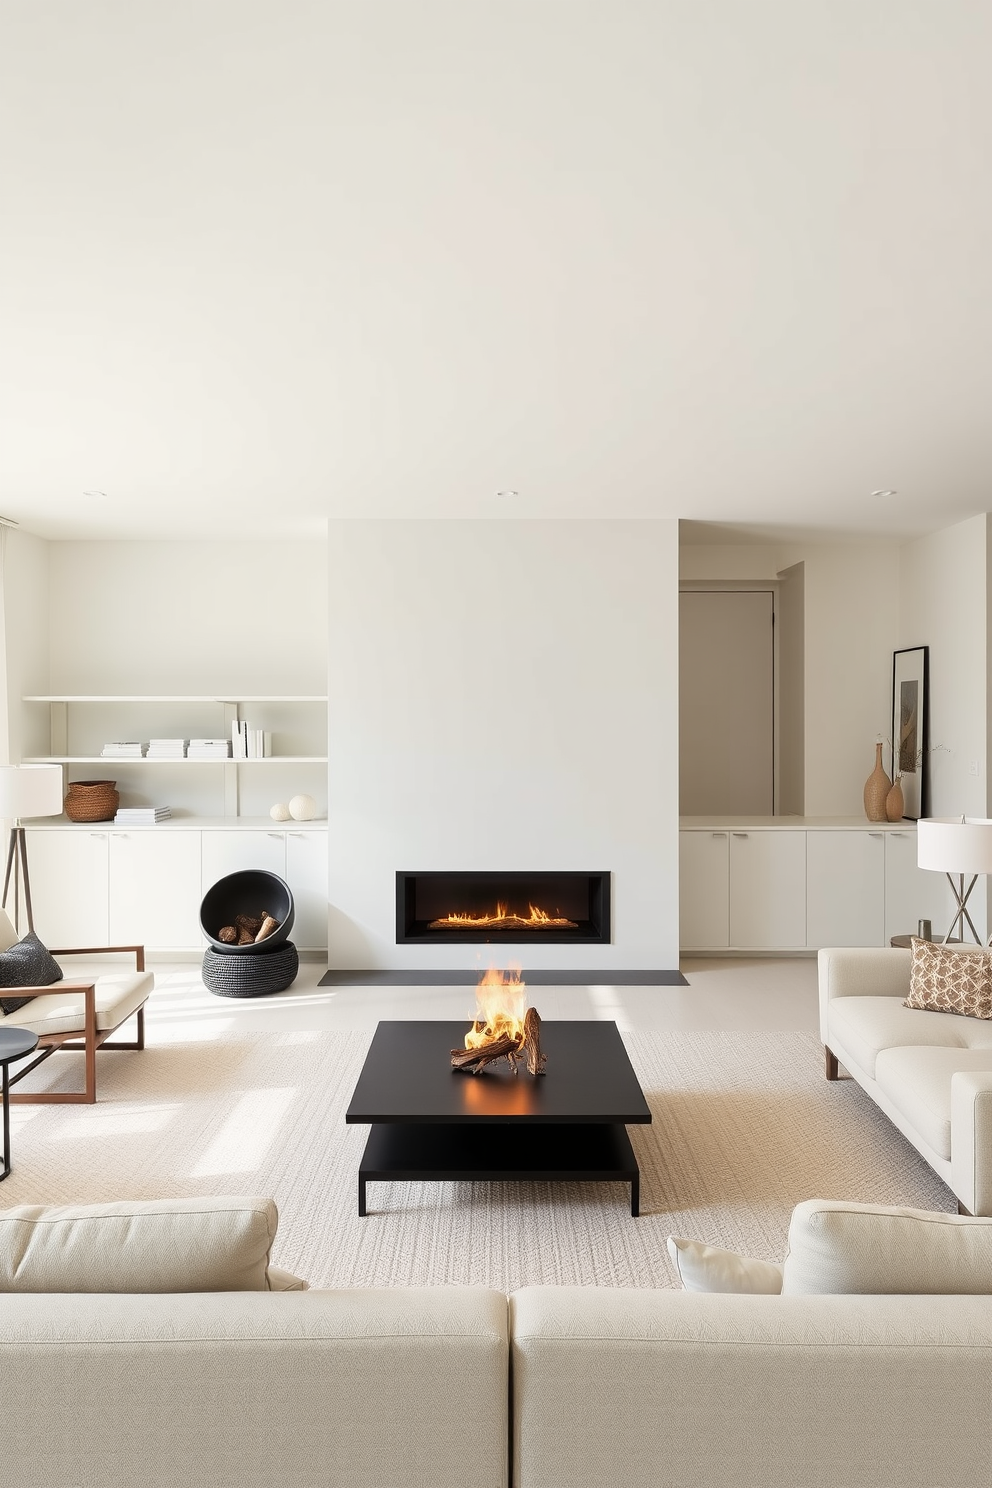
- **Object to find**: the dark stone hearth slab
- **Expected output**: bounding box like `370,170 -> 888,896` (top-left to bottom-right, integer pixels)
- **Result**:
317,968 -> 688,987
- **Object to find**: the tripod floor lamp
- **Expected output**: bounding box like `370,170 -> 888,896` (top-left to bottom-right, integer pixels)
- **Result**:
0,765 -> 64,935
917,816 -> 992,945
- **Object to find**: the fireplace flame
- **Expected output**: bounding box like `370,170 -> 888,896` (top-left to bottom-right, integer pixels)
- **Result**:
465,965 -> 527,1049
430,902 -> 577,931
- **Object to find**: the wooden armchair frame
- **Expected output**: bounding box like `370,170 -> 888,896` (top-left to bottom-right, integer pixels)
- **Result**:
6,944 -> 147,1105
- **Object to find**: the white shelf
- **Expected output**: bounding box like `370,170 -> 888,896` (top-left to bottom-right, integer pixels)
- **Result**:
23,695 -> 327,703
25,756 -> 328,764
23,692 -> 328,822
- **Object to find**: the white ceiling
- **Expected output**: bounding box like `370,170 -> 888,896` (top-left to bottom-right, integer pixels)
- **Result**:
2,2 -> 990,542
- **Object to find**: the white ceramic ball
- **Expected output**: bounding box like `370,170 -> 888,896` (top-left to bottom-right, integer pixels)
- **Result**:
288,793 -> 316,822
269,802 -> 291,822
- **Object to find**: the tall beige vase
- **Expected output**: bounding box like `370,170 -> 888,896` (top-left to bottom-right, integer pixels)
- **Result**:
863,742 -> 892,822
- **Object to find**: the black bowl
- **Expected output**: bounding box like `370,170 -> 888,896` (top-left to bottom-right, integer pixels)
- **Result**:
199,869 -> 295,955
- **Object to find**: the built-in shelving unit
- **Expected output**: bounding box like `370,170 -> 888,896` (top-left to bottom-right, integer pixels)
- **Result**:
22,694 -> 328,819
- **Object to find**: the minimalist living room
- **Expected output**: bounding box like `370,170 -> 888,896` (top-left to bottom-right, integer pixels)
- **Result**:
2,6 -> 992,1487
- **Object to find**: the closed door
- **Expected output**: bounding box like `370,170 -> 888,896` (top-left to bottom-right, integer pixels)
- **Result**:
679,832 -> 730,950
286,831 -> 328,951
806,831 -> 885,948
201,831 -> 287,894
729,832 -> 806,949
680,590 -> 774,814
110,832 -> 203,949
884,831 -> 958,943
23,829 -> 110,946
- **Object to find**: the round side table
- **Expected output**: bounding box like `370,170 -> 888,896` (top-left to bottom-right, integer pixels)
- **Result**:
0,1026 -> 40,1180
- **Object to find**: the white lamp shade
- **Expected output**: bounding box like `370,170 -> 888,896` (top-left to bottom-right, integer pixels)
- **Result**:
0,764 -> 64,819
917,817 -> 992,875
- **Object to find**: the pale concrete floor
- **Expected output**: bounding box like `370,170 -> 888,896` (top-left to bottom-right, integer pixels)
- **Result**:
138,955 -> 820,1040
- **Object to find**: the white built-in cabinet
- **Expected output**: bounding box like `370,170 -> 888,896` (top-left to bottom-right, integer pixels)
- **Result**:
680,818 -> 956,952
24,823 -> 328,953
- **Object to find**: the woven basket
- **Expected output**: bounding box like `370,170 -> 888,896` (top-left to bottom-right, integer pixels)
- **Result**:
201,941 -> 299,998
64,779 -> 120,823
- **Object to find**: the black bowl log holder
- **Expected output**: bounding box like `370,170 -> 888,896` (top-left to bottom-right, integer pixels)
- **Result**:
199,869 -> 295,955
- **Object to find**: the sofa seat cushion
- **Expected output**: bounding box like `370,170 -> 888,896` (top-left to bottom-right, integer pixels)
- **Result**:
827,995 -> 985,1077
0,969 -> 153,1037
874,1045 -> 992,1160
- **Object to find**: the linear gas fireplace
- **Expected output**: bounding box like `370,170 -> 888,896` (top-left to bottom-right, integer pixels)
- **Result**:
396,871 -> 611,945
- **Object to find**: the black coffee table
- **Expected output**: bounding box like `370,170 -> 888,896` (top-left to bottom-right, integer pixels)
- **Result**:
345,1021 -> 652,1216
0,1026 -> 40,1181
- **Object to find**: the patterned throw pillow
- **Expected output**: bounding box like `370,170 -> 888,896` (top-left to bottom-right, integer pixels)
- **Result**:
0,932 -> 64,1016
903,936 -> 992,1020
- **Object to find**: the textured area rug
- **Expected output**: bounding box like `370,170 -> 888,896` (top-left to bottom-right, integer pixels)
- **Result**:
4,1029 -> 954,1290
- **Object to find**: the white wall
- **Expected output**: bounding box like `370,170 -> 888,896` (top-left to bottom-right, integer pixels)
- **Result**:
2,529 -> 51,763
899,514 -> 988,818
47,540 -> 327,694
679,540 -> 901,815
327,519 -> 680,969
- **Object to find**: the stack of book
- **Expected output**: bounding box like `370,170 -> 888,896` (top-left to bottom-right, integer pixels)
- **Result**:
114,806 -> 172,825
231,721 -> 272,759
146,739 -> 187,759
187,738 -> 231,760
101,741 -> 144,759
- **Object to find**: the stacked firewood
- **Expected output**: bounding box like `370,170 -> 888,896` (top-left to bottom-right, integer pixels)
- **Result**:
450,1007 -> 547,1076
217,912 -> 280,946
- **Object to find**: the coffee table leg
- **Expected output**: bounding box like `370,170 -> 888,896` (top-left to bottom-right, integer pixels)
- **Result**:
630,1171 -> 639,1217
358,1174 -> 367,1217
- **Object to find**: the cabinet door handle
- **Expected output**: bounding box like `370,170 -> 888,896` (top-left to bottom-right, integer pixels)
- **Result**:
890,831 -> 908,837
89,832 -> 107,839
732,832 -> 749,839
267,832 -> 282,839
869,832 -> 884,838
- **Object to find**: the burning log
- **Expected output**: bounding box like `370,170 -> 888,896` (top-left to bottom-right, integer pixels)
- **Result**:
450,1035 -> 521,1074
450,1005 -> 547,1077
524,1006 -> 546,1076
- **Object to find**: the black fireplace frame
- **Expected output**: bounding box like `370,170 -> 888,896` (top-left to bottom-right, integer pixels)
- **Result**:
396,870 -> 611,945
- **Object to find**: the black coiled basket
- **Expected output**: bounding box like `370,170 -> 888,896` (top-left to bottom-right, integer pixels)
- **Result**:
202,940 -> 300,998
199,869 -> 295,954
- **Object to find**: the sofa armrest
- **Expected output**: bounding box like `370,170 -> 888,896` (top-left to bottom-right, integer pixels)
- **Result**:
818,947 -> 911,1043
951,1071 -> 992,1217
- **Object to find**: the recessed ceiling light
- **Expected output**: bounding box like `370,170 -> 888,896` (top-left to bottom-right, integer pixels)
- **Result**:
495,489 -> 519,498
870,489 -> 897,497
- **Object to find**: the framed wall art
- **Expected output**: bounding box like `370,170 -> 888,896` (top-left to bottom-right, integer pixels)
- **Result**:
891,645 -> 929,820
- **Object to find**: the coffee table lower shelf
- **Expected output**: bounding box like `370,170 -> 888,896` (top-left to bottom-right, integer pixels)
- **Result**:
357,1122 -> 641,1217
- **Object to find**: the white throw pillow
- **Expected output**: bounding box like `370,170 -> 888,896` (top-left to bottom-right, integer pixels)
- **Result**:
781,1199 -> 992,1294
667,1236 -> 784,1294
0,1196 -> 307,1293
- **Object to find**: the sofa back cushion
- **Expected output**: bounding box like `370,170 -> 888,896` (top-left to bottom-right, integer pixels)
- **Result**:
0,1196 -> 292,1292
781,1199 -> 992,1294
904,936 -> 992,1019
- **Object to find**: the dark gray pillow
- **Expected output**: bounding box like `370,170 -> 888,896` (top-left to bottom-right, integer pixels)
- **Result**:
0,933 -> 63,1015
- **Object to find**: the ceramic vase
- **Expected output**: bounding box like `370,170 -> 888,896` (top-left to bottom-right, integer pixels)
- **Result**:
863,743 -> 891,823
885,774 -> 905,822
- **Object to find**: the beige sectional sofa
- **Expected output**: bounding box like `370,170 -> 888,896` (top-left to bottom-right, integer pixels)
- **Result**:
819,945 -> 992,1215
3,1196 -> 992,1487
